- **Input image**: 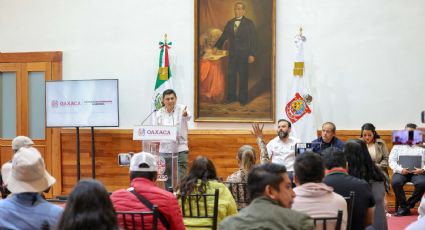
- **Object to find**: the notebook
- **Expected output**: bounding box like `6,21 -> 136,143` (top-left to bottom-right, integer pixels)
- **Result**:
399,155 -> 423,171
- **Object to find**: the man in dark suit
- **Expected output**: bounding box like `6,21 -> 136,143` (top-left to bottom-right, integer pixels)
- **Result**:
215,1 -> 256,105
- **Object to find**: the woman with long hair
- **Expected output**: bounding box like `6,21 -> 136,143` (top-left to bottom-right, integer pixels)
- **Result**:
344,139 -> 387,230
177,156 -> 237,229
360,123 -> 390,173
57,179 -> 118,230
227,145 -> 256,183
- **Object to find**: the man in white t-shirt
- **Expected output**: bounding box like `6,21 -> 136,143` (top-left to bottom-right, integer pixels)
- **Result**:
253,119 -> 300,182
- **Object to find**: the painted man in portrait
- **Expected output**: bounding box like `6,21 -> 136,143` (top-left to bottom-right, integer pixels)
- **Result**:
214,1 -> 256,105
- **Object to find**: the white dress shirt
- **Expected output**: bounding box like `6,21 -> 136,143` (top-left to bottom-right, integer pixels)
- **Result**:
389,145 -> 425,174
152,104 -> 191,153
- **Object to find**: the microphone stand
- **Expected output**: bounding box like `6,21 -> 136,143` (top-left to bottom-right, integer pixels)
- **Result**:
141,109 -> 157,125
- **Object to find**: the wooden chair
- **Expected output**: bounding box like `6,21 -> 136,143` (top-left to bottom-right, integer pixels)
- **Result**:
344,191 -> 355,230
116,205 -> 159,230
313,210 -> 343,230
224,182 -> 249,210
179,188 -> 219,230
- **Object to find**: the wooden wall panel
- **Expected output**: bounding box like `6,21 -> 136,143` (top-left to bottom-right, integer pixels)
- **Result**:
59,129 -> 394,194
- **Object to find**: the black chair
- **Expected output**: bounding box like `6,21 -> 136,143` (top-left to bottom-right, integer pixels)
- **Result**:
116,205 -> 159,230
344,191 -> 355,230
224,182 -> 249,210
313,210 -> 343,230
179,188 -> 219,230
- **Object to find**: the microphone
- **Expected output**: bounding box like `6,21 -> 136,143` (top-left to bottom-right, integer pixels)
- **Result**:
141,109 -> 157,125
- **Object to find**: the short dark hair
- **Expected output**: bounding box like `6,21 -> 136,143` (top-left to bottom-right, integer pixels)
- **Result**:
405,123 -> 417,130
294,152 -> 325,184
322,147 -> 347,170
130,171 -> 158,181
162,89 -> 177,98
322,122 -> 336,132
247,163 -> 287,200
277,119 -> 291,128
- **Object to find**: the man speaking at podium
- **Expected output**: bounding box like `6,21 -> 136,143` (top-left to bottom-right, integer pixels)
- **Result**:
152,89 -> 191,186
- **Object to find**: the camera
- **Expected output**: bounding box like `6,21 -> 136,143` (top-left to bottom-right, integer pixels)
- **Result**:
117,152 -> 134,166
422,111 -> 425,123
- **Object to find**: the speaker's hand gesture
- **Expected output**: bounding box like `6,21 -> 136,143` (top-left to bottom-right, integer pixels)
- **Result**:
182,106 -> 188,117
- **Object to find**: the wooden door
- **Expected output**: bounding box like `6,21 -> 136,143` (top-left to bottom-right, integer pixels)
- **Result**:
0,52 -> 62,197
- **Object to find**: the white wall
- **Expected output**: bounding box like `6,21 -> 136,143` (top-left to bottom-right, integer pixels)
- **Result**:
1,0 -> 424,130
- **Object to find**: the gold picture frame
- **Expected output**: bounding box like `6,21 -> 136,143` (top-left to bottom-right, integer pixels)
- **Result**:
194,0 -> 276,122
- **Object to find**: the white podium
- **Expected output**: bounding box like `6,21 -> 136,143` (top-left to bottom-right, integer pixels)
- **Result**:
133,125 -> 178,191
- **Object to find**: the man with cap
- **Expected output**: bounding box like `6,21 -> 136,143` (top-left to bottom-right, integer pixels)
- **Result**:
111,151 -> 185,230
0,147 -> 63,229
1,136 -> 34,198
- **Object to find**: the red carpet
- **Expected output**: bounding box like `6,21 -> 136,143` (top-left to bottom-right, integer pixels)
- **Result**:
387,209 -> 419,230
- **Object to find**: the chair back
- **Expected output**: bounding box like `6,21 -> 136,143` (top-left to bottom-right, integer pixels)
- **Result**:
313,210 -> 343,230
224,182 -> 249,210
116,205 -> 159,230
344,191 -> 355,230
179,188 -> 219,230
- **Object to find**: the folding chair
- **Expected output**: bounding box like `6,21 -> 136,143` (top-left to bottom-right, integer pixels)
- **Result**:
344,191 -> 355,230
224,182 -> 249,210
116,205 -> 159,230
179,188 -> 219,230
313,210 -> 343,230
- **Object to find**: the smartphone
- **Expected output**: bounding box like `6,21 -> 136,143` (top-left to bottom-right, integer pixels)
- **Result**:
117,153 -> 133,166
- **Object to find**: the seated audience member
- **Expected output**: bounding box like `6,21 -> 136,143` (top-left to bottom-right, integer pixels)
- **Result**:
0,147 -> 63,229
111,151 -> 185,230
1,136 -> 34,198
58,179 -> 117,230
227,145 -> 256,209
177,156 -> 237,229
344,140 -> 387,230
389,123 -> 425,216
251,120 -> 300,183
312,122 -> 344,154
322,147 -> 375,230
292,152 -> 347,230
220,163 -> 314,230
227,145 -> 256,183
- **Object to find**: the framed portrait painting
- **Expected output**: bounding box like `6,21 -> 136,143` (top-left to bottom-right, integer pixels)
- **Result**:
194,0 -> 276,122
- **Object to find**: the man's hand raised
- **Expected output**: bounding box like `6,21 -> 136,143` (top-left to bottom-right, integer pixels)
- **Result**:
251,123 -> 264,139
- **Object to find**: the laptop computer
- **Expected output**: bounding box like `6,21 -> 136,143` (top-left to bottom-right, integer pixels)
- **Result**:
399,155 -> 423,171
295,142 -> 321,156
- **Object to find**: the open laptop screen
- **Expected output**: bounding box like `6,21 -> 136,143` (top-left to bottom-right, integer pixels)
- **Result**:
399,155 -> 423,171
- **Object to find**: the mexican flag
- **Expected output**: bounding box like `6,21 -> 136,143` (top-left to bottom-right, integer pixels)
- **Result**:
283,29 -> 317,142
152,35 -> 173,110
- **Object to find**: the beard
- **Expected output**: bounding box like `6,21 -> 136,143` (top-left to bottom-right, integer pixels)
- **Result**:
278,130 -> 289,139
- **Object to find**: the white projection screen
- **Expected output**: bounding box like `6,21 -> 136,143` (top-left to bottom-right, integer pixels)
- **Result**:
46,79 -> 119,127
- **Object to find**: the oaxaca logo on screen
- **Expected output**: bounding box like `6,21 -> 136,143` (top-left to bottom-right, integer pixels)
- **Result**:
51,100 -> 81,108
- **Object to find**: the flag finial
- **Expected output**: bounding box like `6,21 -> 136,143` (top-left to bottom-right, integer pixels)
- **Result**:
299,27 -> 303,36
164,33 -> 168,43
